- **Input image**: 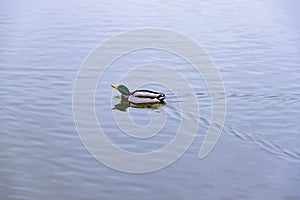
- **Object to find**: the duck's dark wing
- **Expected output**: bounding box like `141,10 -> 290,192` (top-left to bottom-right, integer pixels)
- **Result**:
130,90 -> 165,103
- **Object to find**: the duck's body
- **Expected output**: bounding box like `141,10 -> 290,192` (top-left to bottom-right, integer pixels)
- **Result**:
124,89 -> 165,104
112,84 -> 165,104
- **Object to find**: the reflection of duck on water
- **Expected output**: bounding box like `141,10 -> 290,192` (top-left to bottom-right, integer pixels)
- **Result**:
111,84 -> 165,111
112,100 -> 164,111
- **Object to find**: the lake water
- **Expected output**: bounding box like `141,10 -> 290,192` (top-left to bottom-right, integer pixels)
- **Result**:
1,0 -> 300,199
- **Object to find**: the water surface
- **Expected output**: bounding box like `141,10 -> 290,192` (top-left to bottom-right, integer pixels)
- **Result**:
0,0 -> 300,199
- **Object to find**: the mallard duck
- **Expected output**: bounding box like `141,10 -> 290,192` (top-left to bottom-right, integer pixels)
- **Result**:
111,84 -> 165,104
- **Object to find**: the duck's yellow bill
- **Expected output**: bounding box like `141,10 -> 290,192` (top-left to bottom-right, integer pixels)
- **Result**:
111,84 -> 118,89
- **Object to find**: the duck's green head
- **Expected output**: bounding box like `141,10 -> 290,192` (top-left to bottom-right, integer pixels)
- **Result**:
111,84 -> 130,95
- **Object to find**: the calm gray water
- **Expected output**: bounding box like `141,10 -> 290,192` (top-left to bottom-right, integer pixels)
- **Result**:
1,0 -> 300,199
